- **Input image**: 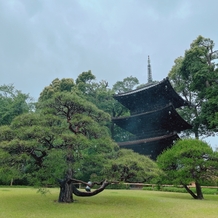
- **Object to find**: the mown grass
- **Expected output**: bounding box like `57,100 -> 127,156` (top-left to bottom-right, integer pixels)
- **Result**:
143,186 -> 218,195
0,187 -> 218,218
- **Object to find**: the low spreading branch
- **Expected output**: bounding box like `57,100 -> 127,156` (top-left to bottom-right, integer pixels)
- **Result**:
72,180 -> 110,197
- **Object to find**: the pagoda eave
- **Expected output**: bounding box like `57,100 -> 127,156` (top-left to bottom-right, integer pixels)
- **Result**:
117,133 -> 179,159
112,104 -> 192,137
113,78 -> 189,114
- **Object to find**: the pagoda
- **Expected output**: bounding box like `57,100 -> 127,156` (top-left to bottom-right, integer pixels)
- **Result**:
112,56 -> 192,159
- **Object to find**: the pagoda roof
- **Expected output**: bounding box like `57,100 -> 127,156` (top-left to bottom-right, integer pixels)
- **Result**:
112,104 -> 192,137
113,78 -> 188,113
117,133 -> 179,159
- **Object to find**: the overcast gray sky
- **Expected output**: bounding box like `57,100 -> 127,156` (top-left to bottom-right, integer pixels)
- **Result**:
0,0 -> 217,148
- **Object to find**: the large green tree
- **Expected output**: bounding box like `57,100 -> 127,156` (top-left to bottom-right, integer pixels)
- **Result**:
157,139 -> 218,199
168,36 -> 218,138
0,90 -> 118,202
1,72 -> 161,202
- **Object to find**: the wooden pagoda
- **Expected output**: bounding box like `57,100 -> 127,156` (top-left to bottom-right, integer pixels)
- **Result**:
112,77 -> 192,159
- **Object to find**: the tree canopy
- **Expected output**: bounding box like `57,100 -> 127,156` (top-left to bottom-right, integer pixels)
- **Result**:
157,139 -> 218,199
112,76 -> 139,93
168,35 -> 218,138
103,149 -> 161,183
0,73 -> 160,203
0,84 -> 33,125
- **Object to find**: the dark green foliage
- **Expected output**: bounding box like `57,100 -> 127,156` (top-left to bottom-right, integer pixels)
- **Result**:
168,35 -> 218,138
157,139 -> 218,199
0,87 -> 118,188
38,78 -> 75,102
0,72 -> 163,202
102,149 -> 161,183
201,69 -> 218,131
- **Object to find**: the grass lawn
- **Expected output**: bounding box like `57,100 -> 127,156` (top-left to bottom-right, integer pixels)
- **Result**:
0,187 -> 218,218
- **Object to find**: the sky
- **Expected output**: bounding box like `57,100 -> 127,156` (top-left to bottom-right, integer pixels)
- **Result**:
0,0 -> 217,148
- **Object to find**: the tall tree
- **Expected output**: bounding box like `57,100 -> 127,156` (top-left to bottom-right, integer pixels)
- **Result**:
168,36 -> 218,138
157,139 -> 218,200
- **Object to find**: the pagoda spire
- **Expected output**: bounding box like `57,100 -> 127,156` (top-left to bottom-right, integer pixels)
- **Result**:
147,55 -> 153,83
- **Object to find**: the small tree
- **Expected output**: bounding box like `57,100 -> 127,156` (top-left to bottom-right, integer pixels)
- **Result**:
103,149 -> 161,183
157,139 -> 218,199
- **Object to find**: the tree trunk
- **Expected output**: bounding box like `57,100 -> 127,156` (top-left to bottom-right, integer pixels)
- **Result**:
10,178 -> 13,186
58,169 -> 74,203
57,178 -> 110,203
195,181 -> 204,200
182,184 -> 198,199
182,183 -> 204,200
58,179 -> 73,203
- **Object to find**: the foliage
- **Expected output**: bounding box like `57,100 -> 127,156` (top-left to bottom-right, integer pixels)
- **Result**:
168,35 -> 218,138
73,71 -> 133,141
201,69 -> 218,131
0,88 -> 119,186
112,76 -> 139,93
0,72 -> 161,202
38,78 -> 75,102
157,138 -> 218,199
0,84 -> 33,125
102,149 -> 161,183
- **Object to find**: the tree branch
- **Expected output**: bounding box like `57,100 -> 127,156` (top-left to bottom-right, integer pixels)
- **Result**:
181,183 -> 198,199
72,180 -> 110,197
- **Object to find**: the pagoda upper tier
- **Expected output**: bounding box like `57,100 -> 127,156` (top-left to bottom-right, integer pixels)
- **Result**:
112,104 -> 192,138
113,78 -> 189,115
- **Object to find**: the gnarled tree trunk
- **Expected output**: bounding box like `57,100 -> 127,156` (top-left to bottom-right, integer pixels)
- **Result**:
58,169 -> 74,203
58,177 -> 110,203
58,178 -> 73,203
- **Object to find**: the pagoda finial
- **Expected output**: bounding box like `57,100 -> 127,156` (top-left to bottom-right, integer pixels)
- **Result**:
147,55 -> 153,83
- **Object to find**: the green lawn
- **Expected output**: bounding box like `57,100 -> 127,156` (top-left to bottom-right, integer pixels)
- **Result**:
0,187 -> 218,218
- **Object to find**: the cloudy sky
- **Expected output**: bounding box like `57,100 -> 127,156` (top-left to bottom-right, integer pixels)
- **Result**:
0,0 -> 217,148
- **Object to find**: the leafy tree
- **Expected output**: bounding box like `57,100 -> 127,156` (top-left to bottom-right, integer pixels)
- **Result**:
0,73 -> 163,203
103,149 -> 161,183
38,73 -> 136,183
0,90 -> 119,202
181,36 -> 218,92
201,68 -> 218,131
168,36 -> 218,138
157,139 -> 218,199
0,84 -> 33,125
113,76 -> 139,93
